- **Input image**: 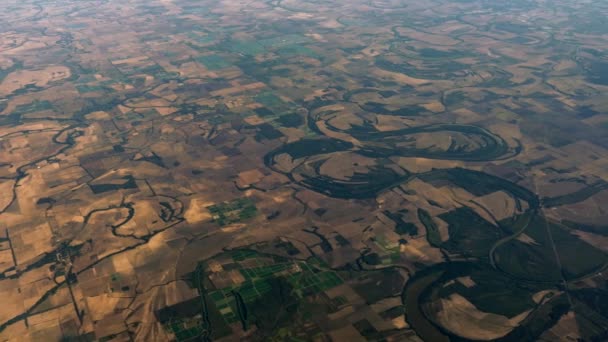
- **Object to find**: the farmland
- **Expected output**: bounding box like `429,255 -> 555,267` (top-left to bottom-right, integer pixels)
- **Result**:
0,0 -> 608,340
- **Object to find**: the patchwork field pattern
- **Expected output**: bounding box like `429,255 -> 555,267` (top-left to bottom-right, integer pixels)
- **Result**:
0,0 -> 608,340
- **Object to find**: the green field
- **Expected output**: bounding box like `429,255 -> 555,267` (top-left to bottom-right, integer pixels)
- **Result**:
258,34 -> 311,48
195,54 -> 231,70
202,251 -> 344,329
207,198 -> 257,226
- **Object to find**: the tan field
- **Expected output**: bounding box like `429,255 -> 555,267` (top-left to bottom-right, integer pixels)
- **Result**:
1,0 -> 607,340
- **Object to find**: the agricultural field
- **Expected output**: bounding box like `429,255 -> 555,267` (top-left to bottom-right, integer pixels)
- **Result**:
0,0 -> 607,341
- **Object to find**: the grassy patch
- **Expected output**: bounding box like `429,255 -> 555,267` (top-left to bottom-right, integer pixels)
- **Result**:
277,45 -> 319,58
195,55 -> 231,70
76,84 -> 106,94
207,198 -> 257,226
258,34 -> 310,48
13,100 -> 53,115
203,252 -> 343,329
227,41 -> 265,55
